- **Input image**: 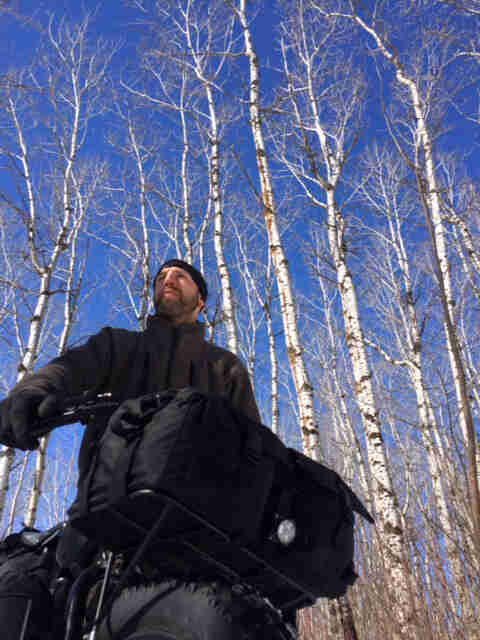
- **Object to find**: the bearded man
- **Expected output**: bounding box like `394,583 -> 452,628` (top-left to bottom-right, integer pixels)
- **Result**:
0,264 -> 276,638
0,259 -> 260,456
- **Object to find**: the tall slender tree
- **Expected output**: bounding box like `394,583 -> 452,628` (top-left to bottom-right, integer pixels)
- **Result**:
0,10 -> 114,523
272,3 -> 415,635
315,0 -> 480,556
230,0 -> 319,460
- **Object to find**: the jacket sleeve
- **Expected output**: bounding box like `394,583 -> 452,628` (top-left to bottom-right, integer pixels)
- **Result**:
10,327 -> 115,398
227,358 -> 261,424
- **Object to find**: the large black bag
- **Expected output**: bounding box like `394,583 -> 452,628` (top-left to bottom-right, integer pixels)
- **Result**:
251,448 -> 371,608
0,528 -> 57,640
70,389 -> 275,548
70,388 -> 373,610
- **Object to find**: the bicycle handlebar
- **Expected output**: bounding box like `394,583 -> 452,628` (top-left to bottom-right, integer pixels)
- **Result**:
31,392 -> 121,439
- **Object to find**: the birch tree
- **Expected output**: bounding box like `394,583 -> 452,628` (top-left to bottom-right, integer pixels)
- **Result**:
123,1 -> 241,350
98,105 -> 167,330
314,0 -> 480,555
24,161 -> 105,526
438,156 -> 480,304
121,22 -> 207,266
306,248 -> 371,502
357,144 -> 478,622
230,0 -> 319,460
229,210 -> 281,427
177,0 -> 240,353
271,3 -> 415,636
0,11 -> 114,523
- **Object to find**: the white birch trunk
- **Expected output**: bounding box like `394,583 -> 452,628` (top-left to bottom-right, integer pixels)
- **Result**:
179,71 -> 194,265
207,92 -> 238,354
0,245 -> 67,519
6,452 -> 30,535
24,179 -> 89,526
447,206 -> 480,280
320,275 -> 372,507
451,222 -> 480,303
328,200 -> 414,638
234,0 -> 318,459
359,168 -> 465,595
0,91 -> 71,518
266,292 -> 280,435
0,15 -> 112,523
279,16 -> 414,631
282,14 -> 415,637
350,4 -> 480,553
184,3 -> 238,354
235,228 -> 278,431
21,36 -> 87,525
128,120 -> 152,330
388,208 -> 472,607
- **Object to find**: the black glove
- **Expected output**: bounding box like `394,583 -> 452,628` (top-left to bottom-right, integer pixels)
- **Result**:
0,391 -> 59,450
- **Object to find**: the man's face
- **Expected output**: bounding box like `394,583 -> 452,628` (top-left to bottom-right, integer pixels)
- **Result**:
154,266 -> 204,325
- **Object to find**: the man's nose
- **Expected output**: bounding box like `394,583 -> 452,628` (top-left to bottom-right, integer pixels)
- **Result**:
163,272 -> 177,286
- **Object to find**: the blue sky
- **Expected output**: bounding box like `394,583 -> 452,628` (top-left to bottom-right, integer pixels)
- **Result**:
1,1 -> 282,76
1,0 -> 480,533
2,0 -> 479,369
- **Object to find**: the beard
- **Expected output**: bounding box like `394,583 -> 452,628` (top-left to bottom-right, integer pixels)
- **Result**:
154,287 -> 200,320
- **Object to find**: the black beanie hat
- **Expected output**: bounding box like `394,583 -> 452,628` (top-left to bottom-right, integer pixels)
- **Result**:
154,259 -> 208,301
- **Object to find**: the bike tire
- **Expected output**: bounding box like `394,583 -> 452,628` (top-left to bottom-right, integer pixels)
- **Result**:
95,579 -> 295,640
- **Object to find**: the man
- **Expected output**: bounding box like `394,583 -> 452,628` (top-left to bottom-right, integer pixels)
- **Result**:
0,260 -> 266,638
0,259 -> 260,456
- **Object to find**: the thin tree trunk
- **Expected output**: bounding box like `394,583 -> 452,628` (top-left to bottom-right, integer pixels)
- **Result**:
179,70 -> 194,265
0,261 -> 64,518
6,452 -> 30,535
184,3 -> 239,354
24,187 -> 87,526
317,271 -> 372,506
265,286 -> 280,435
328,199 -> 414,638
278,11 -> 414,631
233,0 -> 319,459
361,171 -> 469,614
206,88 -> 238,354
349,1 -> 480,556
0,15 -> 111,522
128,119 -> 152,330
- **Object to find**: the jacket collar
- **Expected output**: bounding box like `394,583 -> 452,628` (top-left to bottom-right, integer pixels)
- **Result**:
146,314 -> 205,337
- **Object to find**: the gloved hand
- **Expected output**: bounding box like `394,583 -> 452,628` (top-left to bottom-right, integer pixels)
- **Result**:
0,391 -> 59,450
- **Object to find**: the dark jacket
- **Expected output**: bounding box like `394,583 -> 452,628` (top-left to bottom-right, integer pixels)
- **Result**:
13,315 -> 261,495
14,316 -> 259,419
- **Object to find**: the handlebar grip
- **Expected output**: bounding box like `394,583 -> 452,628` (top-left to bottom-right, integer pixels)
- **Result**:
30,394 -> 121,440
